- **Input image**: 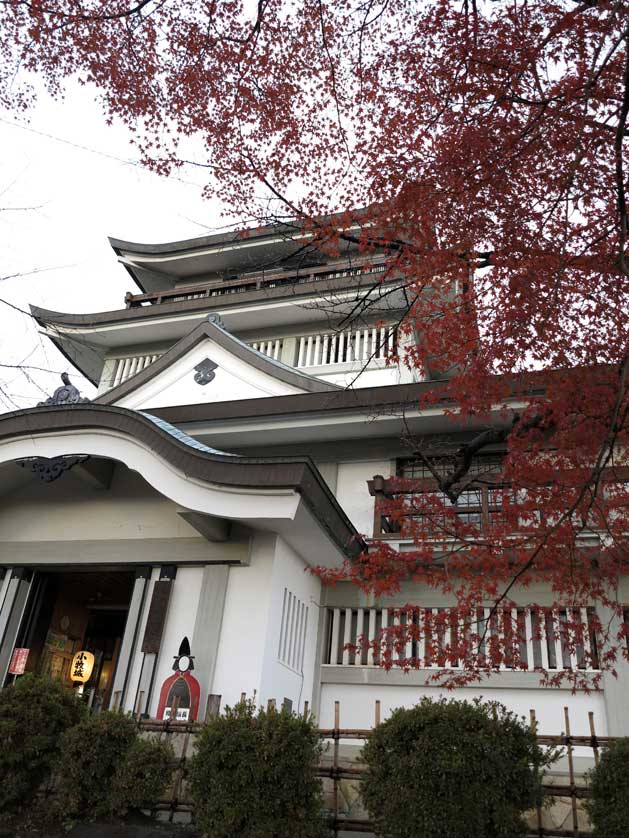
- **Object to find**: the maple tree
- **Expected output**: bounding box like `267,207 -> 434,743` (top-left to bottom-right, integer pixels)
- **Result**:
1,0 -> 629,688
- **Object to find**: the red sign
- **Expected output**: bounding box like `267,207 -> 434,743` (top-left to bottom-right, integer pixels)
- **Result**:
8,648 -> 29,675
156,671 -> 201,722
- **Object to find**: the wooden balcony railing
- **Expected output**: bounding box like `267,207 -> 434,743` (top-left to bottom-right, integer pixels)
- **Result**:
323,605 -> 600,671
124,260 -> 389,308
110,352 -> 163,387
297,325 -> 396,368
369,470 -> 629,538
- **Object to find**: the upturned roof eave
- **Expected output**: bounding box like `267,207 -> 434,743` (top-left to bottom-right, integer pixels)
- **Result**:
0,403 -> 364,561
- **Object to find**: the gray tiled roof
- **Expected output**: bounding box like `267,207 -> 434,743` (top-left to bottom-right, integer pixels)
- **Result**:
140,411 -> 239,457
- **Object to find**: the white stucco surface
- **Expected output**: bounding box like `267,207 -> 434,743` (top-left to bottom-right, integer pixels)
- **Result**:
0,467 -> 198,542
258,537 -> 322,712
211,532 -> 276,708
318,683 -> 608,738
148,566 -> 205,717
336,460 -> 392,535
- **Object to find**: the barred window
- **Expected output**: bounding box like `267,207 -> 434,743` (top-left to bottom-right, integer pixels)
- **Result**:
397,453 -> 504,480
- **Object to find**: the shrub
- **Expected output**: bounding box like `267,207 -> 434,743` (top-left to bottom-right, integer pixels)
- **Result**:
110,737 -> 174,816
0,673 -> 85,813
56,710 -> 172,820
188,700 -> 330,838
587,738 -> 629,838
361,697 -> 552,838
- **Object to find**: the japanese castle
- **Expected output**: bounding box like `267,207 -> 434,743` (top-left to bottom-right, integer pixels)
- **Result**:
0,220 -> 626,739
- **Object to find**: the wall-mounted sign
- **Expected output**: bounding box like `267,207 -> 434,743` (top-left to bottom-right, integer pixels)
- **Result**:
156,637 -> 200,722
8,647 -> 29,675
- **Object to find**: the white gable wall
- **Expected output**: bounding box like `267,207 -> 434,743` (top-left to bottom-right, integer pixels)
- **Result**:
114,339 -> 308,411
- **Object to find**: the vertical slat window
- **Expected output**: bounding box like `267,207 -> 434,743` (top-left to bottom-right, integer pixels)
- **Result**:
277,587 -> 309,673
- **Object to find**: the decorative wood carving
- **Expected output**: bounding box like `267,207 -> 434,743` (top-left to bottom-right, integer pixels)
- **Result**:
16,454 -> 89,483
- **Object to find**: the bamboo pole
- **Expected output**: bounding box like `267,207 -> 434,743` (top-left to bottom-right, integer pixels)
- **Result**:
564,706 -> 580,838
530,709 -> 544,838
333,700 -> 340,836
588,712 -> 599,767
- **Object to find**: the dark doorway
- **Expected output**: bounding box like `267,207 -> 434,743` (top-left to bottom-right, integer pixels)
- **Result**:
15,569 -> 135,710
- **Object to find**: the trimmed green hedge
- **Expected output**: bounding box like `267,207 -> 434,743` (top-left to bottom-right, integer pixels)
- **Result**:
0,674 -> 85,813
361,697 -> 551,838
55,710 -> 173,820
188,700 -> 330,838
587,738 -> 629,838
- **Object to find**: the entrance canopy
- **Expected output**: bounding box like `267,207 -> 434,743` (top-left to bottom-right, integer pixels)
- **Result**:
0,404 -> 362,569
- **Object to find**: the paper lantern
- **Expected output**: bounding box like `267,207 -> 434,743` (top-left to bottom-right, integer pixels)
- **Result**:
70,650 -> 94,685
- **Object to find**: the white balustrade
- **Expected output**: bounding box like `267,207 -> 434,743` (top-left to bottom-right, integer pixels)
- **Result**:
323,606 -> 599,671
249,339 -> 283,360
110,353 -> 163,388
297,325 -> 396,368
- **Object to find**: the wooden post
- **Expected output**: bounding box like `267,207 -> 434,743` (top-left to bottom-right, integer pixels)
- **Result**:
112,690 -> 121,711
303,700 -> 309,719
267,697 -> 276,712
530,709 -> 543,838
588,711 -> 599,766
135,690 -> 145,721
375,699 -> 381,727
205,693 -> 221,721
240,691 -> 246,703
564,706 -> 580,837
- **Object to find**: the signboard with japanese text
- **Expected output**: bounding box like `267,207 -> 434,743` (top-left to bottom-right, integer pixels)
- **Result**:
8,648 -> 29,675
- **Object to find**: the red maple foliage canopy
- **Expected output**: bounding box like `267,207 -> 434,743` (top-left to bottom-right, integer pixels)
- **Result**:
1,0 -> 628,688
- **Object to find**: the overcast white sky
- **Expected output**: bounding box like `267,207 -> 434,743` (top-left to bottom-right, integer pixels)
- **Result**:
0,83 -> 233,412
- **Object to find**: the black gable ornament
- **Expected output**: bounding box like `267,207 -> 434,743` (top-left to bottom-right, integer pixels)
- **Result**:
194,357 -> 218,386
156,636 -> 201,721
38,373 -> 89,407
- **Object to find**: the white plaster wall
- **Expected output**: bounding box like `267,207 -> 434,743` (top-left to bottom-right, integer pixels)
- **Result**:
116,339 -> 307,410
0,468 -> 198,542
258,537 -> 322,713
318,683 -> 608,739
211,533 -> 276,708
336,460 -> 392,536
148,566 -> 205,717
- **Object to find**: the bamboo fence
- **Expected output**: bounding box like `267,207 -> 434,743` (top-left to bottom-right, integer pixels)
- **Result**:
139,694 -> 612,837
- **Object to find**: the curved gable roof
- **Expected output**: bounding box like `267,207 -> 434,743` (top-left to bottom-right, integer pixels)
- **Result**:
0,403 -> 362,560
95,315 -> 341,406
